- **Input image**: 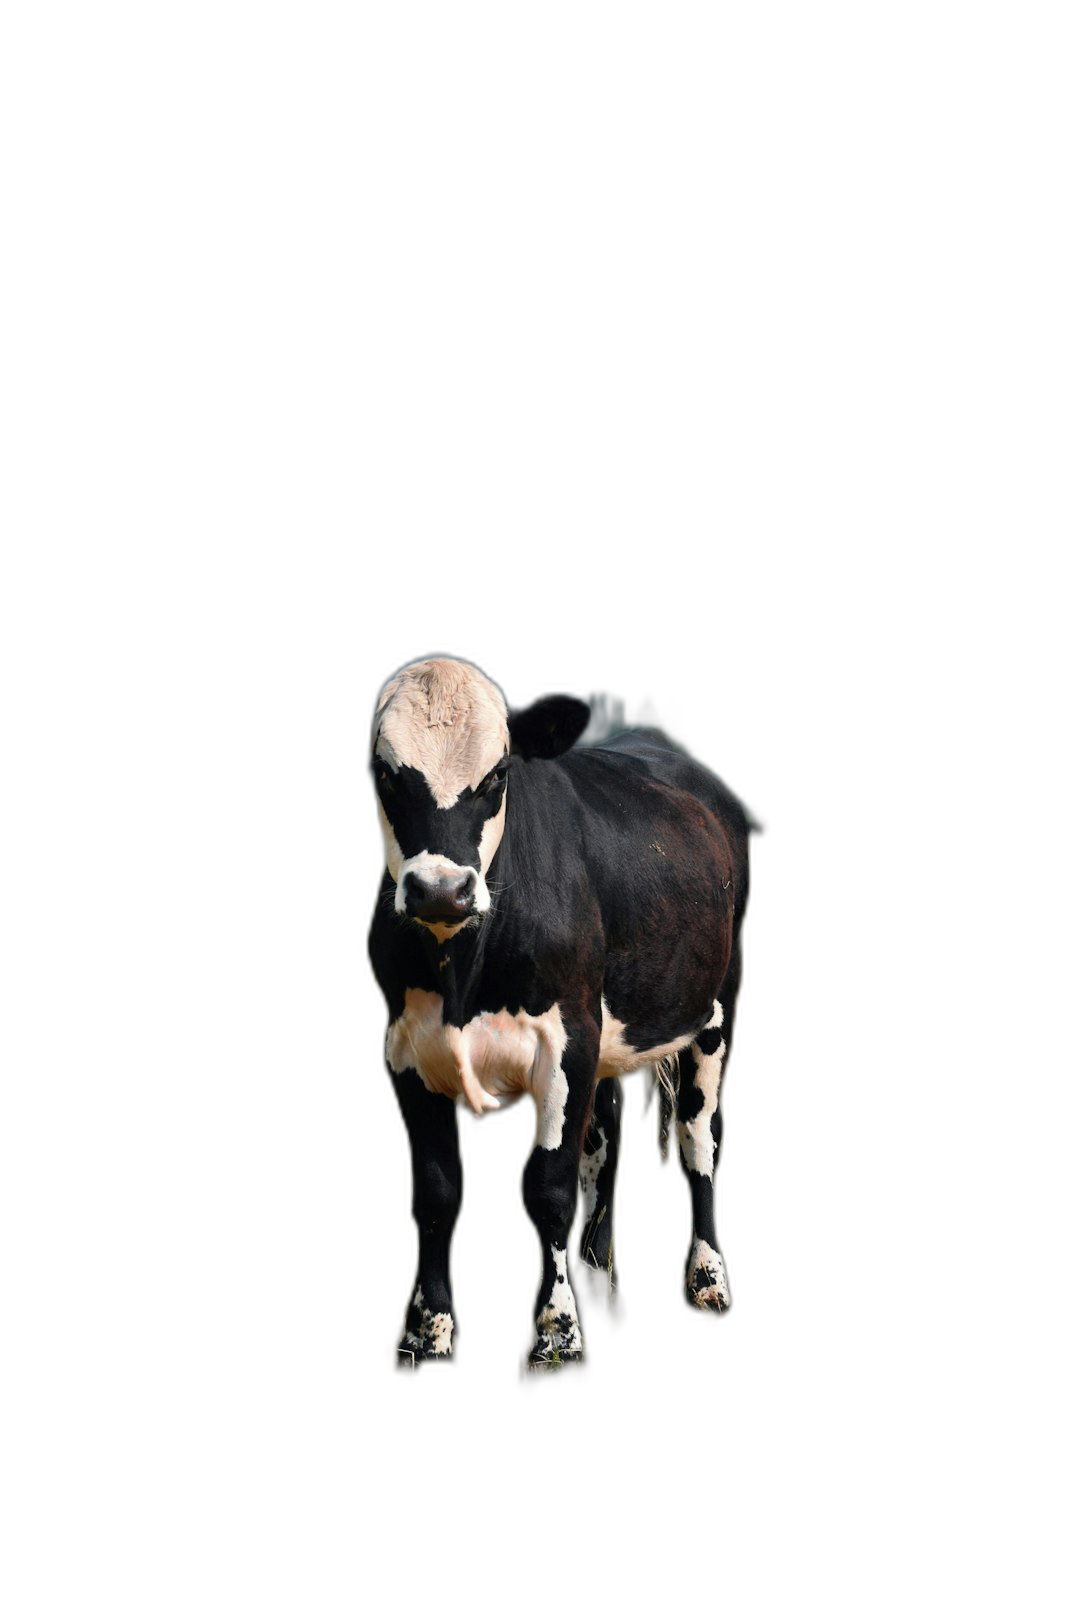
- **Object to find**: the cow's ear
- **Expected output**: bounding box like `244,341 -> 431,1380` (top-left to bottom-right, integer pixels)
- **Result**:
508,695 -> 591,759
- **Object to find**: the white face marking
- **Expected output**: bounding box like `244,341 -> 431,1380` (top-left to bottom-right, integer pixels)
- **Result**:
686,1239 -> 731,1310
373,661 -> 510,909
579,1124 -> 608,1223
392,848 -> 491,935
386,991 -> 569,1121
677,1032 -> 727,1177
400,1285 -> 454,1358
477,794 -> 506,877
378,802 -> 404,882
374,658 -> 509,810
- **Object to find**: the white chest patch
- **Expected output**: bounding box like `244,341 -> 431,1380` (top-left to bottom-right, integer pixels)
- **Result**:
386,989 -> 569,1136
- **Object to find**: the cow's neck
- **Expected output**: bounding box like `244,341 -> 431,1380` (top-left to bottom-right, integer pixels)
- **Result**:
421,838 -> 509,1026
421,916 -> 489,1028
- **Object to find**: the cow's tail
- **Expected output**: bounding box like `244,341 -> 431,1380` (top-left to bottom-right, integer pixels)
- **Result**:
653,1053 -> 680,1159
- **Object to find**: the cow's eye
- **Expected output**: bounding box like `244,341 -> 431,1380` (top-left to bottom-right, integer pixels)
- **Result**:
479,763 -> 507,796
374,762 -> 395,795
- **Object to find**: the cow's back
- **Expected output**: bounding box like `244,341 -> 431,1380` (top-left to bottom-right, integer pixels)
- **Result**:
595,732 -> 748,848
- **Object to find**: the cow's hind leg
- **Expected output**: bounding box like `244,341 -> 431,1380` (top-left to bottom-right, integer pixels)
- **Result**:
676,994 -> 732,1311
579,1075 -> 621,1289
523,1022 -> 598,1368
390,1064 -> 462,1365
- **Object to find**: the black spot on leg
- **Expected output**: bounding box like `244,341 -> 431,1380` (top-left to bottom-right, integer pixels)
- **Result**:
696,1026 -> 725,1056
677,1080 -> 707,1123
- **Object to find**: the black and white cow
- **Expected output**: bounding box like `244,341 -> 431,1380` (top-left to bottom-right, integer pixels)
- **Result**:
368,657 -> 754,1368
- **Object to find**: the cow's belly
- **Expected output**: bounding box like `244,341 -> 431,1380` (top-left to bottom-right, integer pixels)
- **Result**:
597,996 -> 695,1079
386,989 -> 568,1117
387,987 -> 701,1110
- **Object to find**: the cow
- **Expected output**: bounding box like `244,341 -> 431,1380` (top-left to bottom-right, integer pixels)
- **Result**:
368,656 -> 755,1368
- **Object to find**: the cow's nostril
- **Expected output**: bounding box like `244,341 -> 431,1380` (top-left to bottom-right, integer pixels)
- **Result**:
403,872 -> 427,906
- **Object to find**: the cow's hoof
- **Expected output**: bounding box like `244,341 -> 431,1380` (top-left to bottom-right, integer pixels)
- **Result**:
521,1341 -> 582,1380
397,1338 -> 452,1368
396,1289 -> 456,1367
569,1257 -> 621,1321
579,1231 -> 618,1295
683,1276 -> 735,1315
683,1244 -> 735,1321
683,1270 -> 735,1321
527,1308 -> 584,1369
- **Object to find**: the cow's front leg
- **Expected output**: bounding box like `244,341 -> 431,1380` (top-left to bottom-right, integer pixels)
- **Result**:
389,1064 -> 462,1366
522,1019 -> 598,1369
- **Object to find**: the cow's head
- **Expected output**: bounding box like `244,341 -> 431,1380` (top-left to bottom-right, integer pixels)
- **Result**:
372,658 -> 508,937
371,657 -> 589,938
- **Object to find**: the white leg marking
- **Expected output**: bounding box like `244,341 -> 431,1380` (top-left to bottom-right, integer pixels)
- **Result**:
676,1037 -> 727,1176
533,1245 -> 582,1359
531,1007 -> 570,1149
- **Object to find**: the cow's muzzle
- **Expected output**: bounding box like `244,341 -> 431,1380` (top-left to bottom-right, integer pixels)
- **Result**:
402,868 -> 477,923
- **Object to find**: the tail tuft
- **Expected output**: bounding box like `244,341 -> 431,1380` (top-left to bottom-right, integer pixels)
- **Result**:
653,1054 -> 680,1159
